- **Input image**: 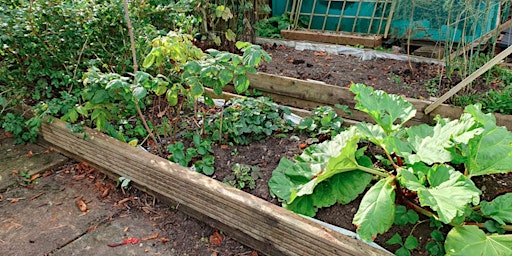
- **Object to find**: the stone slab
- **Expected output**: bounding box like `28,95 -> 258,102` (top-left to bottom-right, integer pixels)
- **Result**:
51,213 -> 175,256
0,173 -> 119,256
0,134 -> 68,190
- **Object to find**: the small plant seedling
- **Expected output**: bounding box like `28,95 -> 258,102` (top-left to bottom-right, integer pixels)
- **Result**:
425,229 -> 445,256
296,105 -> 350,139
386,234 -> 419,256
117,176 -> 131,189
223,163 -> 261,190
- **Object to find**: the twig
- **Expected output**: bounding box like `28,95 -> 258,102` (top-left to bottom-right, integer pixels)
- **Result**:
122,0 -> 163,156
69,36 -> 89,93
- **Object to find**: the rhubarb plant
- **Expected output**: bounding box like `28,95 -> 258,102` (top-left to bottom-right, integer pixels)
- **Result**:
268,84 -> 512,255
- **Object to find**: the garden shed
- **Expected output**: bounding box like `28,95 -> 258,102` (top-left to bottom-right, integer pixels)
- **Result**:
272,0 -> 510,45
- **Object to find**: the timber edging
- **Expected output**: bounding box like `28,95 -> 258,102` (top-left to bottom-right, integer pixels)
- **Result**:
243,72 -> 512,131
40,118 -> 391,256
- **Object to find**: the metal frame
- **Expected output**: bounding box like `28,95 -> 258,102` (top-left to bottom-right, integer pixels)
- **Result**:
286,0 -> 395,36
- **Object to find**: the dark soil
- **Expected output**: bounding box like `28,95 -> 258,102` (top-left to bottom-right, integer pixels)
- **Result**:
257,43 -> 502,103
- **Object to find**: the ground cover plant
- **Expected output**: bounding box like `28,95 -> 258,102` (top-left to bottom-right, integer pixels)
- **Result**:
269,83 -> 512,255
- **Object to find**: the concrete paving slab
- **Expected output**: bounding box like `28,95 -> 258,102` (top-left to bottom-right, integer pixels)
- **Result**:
52,213 -> 174,256
0,134 -> 68,190
0,173 -> 120,256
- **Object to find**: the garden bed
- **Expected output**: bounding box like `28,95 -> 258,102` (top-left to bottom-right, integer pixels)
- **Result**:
39,117 -> 389,256
254,40 -> 512,124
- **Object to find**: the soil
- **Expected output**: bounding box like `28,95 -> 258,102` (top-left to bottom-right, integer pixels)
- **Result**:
257,43 -> 502,103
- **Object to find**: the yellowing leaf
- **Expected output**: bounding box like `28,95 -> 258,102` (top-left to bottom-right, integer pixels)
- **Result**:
128,139 -> 138,147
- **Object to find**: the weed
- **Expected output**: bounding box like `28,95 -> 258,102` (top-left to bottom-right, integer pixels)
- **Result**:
424,78 -> 439,97
167,134 -> 214,175
296,105 -> 350,139
223,163 -> 261,190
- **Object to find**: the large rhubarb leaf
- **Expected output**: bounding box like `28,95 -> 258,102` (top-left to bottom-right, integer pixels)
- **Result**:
463,105 -> 512,177
353,177 -> 396,242
398,165 -> 481,224
268,127 -> 373,217
350,83 -> 416,134
329,170 -> 372,204
356,123 -> 412,156
481,193 -> 512,225
292,127 -> 361,200
405,115 -> 483,165
445,226 -> 512,256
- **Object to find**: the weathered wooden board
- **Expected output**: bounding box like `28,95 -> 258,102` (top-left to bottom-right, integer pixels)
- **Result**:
245,72 -> 512,130
40,118 -> 390,256
281,30 -> 382,48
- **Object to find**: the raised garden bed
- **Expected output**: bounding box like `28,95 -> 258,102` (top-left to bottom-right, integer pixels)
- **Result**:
40,117 -> 389,256
236,72 -> 512,131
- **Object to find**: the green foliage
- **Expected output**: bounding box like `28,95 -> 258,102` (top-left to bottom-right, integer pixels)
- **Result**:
1,113 -> 40,144
394,205 -> 420,226
296,105 -> 351,139
167,134 -> 214,175
223,163 -> 261,190
386,234 -> 419,256
268,84 -> 512,255
444,226 -> 512,256
205,97 -> 292,145
254,14 -> 292,38
143,32 -> 270,101
426,229 -> 446,256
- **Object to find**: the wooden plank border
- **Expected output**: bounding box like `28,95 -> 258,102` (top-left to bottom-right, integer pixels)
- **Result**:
281,30 -> 383,48
40,118 -> 390,256
245,72 -> 512,130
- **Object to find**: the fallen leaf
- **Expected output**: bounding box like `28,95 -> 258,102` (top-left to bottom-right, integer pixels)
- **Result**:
101,188 -> 110,198
141,233 -> 159,241
298,143 -> 308,150
314,51 -> 326,56
124,226 -> 129,232
157,110 -> 166,118
251,251 -> 259,256
0,194 -> 3,200
87,224 -> 98,232
4,131 -> 13,137
75,198 -> 87,212
42,170 -> 53,177
160,237 -> 170,243
30,173 -> 40,182
209,231 -> 223,246
11,170 -> 19,175
10,198 -> 20,203
43,148 -> 54,154
220,145 -> 229,150
72,174 -> 86,180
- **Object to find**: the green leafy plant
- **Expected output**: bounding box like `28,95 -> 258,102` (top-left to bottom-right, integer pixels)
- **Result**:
268,83 -> 512,255
386,234 -> 419,256
223,163 -> 261,190
254,14 -> 292,38
425,229 -> 445,256
296,105 -> 351,139
167,133 -> 214,175
204,97 -> 293,145
117,176 -> 132,189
